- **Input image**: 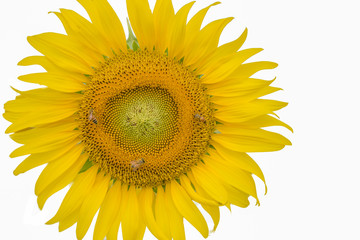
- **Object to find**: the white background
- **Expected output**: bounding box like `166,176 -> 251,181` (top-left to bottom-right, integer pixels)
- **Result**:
1,0 -> 360,239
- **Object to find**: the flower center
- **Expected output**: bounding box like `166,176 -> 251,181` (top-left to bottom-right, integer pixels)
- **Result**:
103,86 -> 179,154
79,50 -> 215,187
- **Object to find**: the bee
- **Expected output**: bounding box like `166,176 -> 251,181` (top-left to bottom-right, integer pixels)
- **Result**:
88,108 -> 98,124
194,113 -> 206,123
130,158 -> 145,171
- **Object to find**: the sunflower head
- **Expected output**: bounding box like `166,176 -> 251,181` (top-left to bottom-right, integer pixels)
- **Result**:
4,0 -> 291,239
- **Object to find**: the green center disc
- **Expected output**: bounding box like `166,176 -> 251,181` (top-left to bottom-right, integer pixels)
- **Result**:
102,86 -> 179,154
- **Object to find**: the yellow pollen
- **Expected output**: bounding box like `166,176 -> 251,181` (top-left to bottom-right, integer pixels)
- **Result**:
78,50 -> 215,187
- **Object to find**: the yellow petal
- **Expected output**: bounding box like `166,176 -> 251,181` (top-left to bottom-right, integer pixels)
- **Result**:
5,107 -> 79,134
201,48 -> 263,84
27,33 -> 93,74
167,2 -> 195,59
222,114 -> 293,132
8,87 -> 82,103
212,128 -> 291,152
214,99 -> 288,123
203,154 -> 259,203
209,78 -> 275,98
210,142 -> 266,189
106,185 -> 128,240
201,204 -> 220,232
93,181 -> 122,240
77,0 -> 127,53
18,56 -> 59,72
10,133 -> 79,158
138,187 -> 169,240
164,187 -> 185,240
134,223 -> 146,240
10,120 -> 78,144
18,72 -> 86,92
121,186 -> 142,240
170,180 -> 209,238
13,138 -> 79,175
126,0 -> 155,49
212,86 -> 282,105
58,207 -> 80,232
76,172 -> 111,240
46,166 -> 98,224
37,153 -> 88,210
229,61 -> 278,79
224,184 -> 250,208
188,168 -> 228,205
212,28 -> 248,59
184,17 -> 233,67
155,187 -> 171,239
184,2 -> 220,48
35,142 -> 84,195
153,0 -> 175,53
179,175 -> 217,205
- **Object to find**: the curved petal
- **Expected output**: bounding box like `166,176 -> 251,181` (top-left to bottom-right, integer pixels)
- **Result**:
188,167 -> 228,205
170,180 -> 209,238
13,138 -> 80,176
46,166 -> 98,224
76,172 -> 110,240
10,133 -> 79,158
121,186 -> 142,240
212,128 -> 292,152
184,17 -> 233,67
201,204 -> 220,232
126,0 -> 155,49
27,33 -> 94,74
167,2 -> 195,59
93,181 -> 121,240
210,142 -> 266,188
36,153 -> 88,209
34,142 -> 84,195
77,0 -> 127,53
214,99 -> 288,123
138,187 -> 169,240
52,9 -> 111,57
153,0 -> 175,53
164,186 -> 185,240
203,154 -> 259,204
179,175 -> 217,205
155,187 -> 172,239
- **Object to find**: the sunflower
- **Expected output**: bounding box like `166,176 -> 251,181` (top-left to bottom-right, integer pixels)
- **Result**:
4,0 -> 291,239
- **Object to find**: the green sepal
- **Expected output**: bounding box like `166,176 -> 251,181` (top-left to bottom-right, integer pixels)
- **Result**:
126,19 -> 139,51
79,158 -> 93,173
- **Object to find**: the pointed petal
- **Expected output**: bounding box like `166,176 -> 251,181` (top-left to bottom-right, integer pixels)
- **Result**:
212,128 -> 292,152
37,153 -> 88,210
126,0 -> 155,49
165,187 -> 185,240
34,142 -> 84,195
121,186 -> 142,240
76,172 -> 110,240
188,168 -> 228,205
179,175 -> 217,205
170,181 -> 209,238
93,181 -> 122,240
77,0 -> 127,52
201,204 -> 220,232
13,138 -> 79,175
139,187 -> 169,240
153,0 -> 175,53
46,166 -> 98,224
155,187 -> 172,239
167,2 -> 195,59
